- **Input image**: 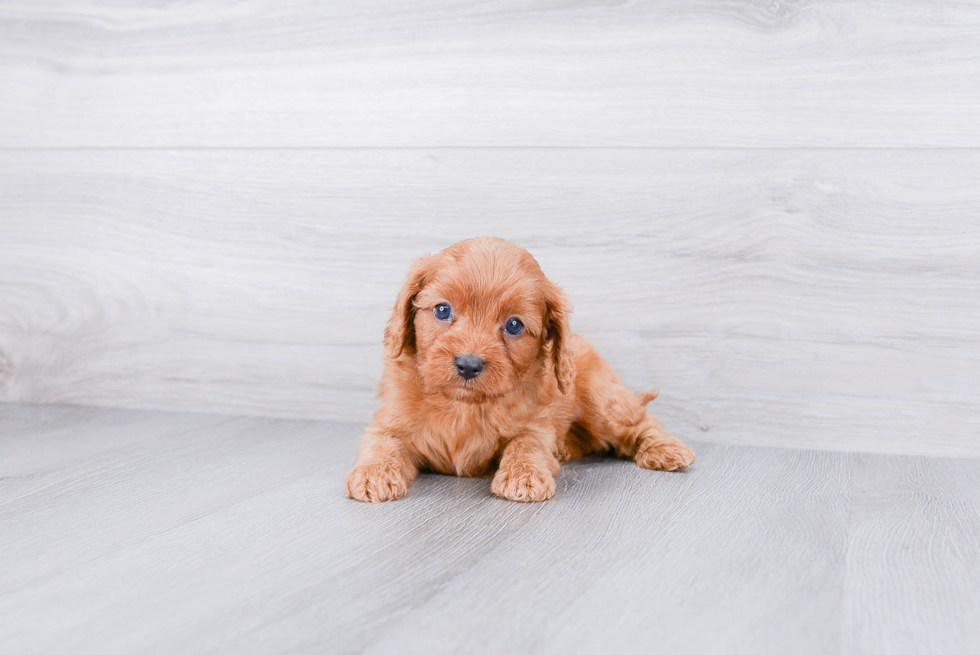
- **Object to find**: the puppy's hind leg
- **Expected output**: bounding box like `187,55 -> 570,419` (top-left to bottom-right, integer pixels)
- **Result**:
628,399 -> 695,472
575,349 -> 694,471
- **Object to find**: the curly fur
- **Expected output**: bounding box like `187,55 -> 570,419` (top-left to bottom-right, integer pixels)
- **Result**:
346,237 -> 694,502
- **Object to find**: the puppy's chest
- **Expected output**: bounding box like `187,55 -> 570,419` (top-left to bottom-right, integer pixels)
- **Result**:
412,411 -> 504,477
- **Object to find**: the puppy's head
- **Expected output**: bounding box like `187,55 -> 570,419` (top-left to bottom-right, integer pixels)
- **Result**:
384,237 -> 573,401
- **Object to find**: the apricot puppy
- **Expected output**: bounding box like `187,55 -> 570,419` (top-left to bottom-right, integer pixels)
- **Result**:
346,237 -> 694,503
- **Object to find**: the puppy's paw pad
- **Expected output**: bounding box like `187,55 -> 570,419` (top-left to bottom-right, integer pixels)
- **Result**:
491,466 -> 556,502
636,441 -> 695,471
345,463 -> 408,502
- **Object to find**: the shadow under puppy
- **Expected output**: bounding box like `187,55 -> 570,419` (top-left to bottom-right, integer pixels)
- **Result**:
346,237 -> 695,502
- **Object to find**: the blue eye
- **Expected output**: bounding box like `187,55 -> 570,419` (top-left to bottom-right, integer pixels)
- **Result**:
504,317 -> 524,336
434,303 -> 453,321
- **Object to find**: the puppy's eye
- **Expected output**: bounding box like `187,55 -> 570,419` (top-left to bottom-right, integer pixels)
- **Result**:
504,317 -> 524,336
434,303 -> 453,321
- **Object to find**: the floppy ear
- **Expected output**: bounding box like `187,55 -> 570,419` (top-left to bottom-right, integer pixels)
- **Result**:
384,255 -> 436,359
544,282 -> 575,394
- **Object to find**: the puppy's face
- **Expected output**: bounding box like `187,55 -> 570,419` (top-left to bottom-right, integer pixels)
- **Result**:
384,237 -> 572,402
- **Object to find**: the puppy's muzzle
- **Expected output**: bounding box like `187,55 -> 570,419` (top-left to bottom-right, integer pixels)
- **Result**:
454,354 -> 485,380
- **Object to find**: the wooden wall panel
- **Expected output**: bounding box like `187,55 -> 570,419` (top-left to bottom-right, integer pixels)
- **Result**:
2,149 -> 978,455
1,1 -> 978,147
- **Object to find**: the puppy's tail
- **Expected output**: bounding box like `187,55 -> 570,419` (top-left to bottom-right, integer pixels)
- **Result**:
635,388 -> 659,406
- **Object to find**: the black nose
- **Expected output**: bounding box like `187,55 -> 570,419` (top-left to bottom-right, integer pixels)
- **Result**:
454,354 -> 485,380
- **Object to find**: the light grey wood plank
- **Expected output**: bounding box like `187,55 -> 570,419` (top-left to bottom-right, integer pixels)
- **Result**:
1,1 -> 979,147
5,404 -> 979,654
0,404 -> 856,655
0,403 -> 234,501
360,444 -> 852,655
843,454 -> 980,655
2,149 -> 979,456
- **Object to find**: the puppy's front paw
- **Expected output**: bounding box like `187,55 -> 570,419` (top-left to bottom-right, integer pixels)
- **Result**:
635,439 -> 695,471
345,462 -> 408,502
491,465 -> 556,502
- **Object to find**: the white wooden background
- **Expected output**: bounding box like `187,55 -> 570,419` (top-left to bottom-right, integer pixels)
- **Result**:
1,1 -> 979,456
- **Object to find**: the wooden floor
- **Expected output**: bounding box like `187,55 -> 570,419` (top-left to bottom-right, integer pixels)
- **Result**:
2,404 -> 978,655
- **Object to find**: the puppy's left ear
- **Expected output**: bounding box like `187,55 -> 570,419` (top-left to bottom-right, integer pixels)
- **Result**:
384,254 -> 436,359
544,281 -> 575,394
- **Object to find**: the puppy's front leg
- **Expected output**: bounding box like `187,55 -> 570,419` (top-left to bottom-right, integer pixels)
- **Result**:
491,430 -> 561,503
345,426 -> 417,502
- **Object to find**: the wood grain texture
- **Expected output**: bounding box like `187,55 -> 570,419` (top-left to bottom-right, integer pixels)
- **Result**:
2,149 -> 979,456
363,443 -> 852,655
843,454 -> 980,655
2,404 -> 979,654
1,1 -> 979,147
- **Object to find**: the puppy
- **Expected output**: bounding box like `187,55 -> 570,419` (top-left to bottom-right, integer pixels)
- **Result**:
346,237 -> 694,502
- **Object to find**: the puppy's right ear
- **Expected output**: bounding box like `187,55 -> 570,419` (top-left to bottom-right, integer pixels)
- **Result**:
384,254 -> 436,359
